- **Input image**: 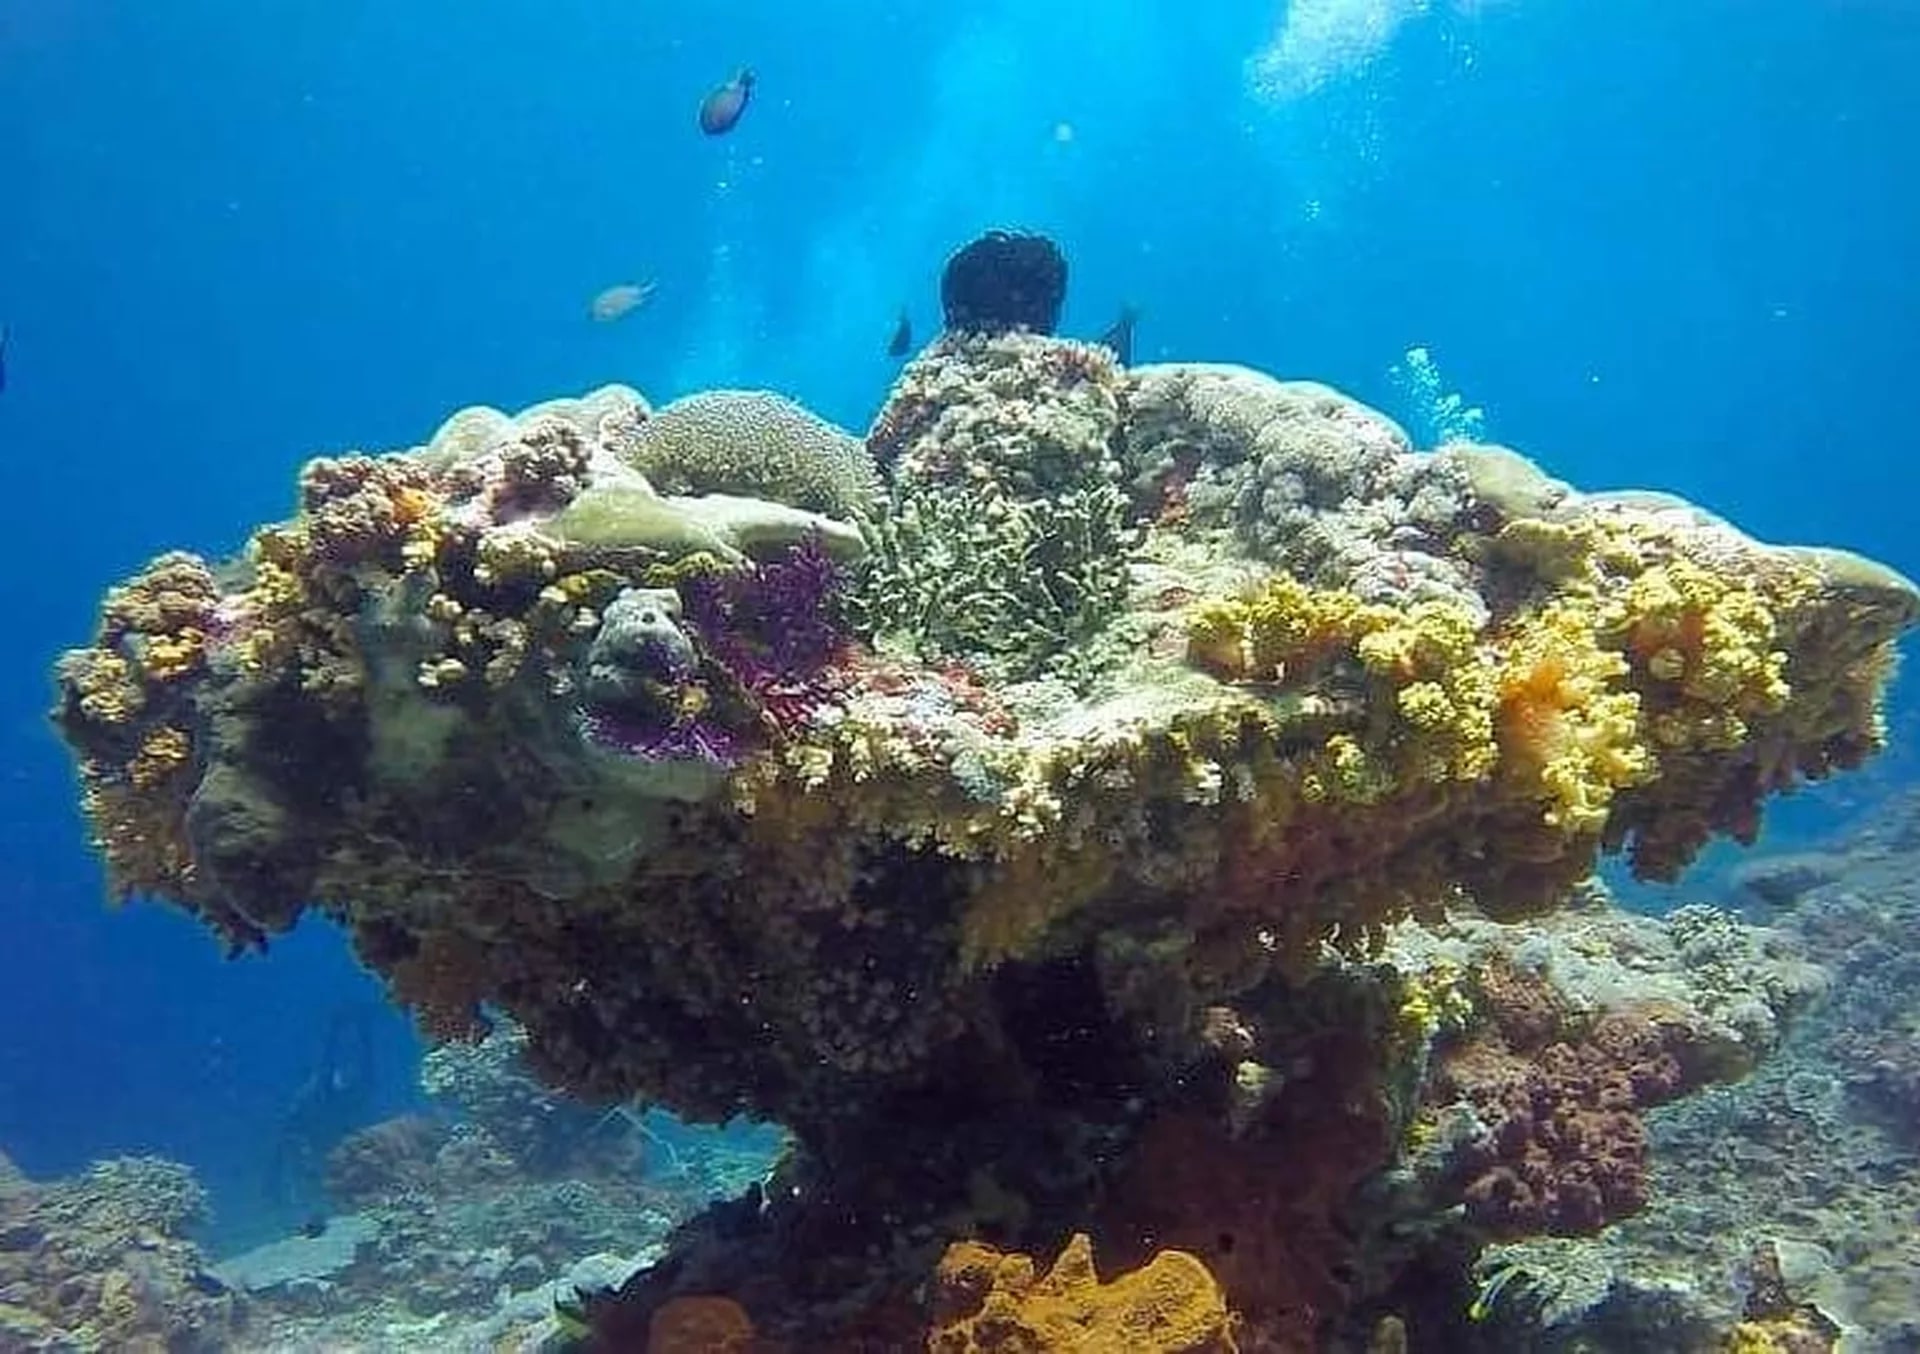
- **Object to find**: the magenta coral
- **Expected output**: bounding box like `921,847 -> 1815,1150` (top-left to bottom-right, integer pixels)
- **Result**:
580,706 -> 745,767
682,532 -> 847,732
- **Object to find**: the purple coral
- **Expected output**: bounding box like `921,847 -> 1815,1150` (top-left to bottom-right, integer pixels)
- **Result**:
681,533 -> 846,691
579,707 -> 744,767
576,536 -> 846,764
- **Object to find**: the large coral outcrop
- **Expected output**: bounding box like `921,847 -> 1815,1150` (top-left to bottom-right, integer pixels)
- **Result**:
50,340 -> 1917,1348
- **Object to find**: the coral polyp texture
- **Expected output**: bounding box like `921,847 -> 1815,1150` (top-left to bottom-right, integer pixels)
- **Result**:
51,342 -> 1918,1348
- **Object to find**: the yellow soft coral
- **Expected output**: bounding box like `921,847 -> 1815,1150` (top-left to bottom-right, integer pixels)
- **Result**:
1723,1316 -> 1839,1354
1495,598 -> 1651,834
1187,576 -> 1498,806
127,727 -> 193,791
1610,556 -> 1800,752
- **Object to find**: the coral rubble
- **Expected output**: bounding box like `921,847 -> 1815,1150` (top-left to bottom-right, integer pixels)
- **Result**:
50,338 -> 1918,1349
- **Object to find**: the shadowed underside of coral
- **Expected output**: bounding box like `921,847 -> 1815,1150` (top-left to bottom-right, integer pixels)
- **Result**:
50,336 -> 1916,1349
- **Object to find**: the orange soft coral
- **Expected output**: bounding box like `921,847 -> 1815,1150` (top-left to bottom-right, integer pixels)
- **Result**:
927,1232 -> 1237,1354
1494,599 -> 1650,835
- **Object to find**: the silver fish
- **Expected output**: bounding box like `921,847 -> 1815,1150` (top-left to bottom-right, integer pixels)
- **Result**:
590,281 -> 658,323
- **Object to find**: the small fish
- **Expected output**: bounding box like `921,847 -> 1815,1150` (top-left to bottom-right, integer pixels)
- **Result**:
1096,305 -> 1140,365
886,309 -> 912,357
551,1289 -> 589,1336
552,1282 -> 613,1338
590,281 -> 657,323
698,68 -> 754,136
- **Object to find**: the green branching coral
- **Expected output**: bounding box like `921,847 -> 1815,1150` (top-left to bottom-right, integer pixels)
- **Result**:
852,478 -> 1135,684
611,390 -> 881,520
854,331 -> 1140,685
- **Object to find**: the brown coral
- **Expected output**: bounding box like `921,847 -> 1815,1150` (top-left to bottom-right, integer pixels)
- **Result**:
1093,1016 -> 1396,1350
648,1295 -> 761,1353
1438,1006 -> 1707,1236
927,1232 -> 1237,1354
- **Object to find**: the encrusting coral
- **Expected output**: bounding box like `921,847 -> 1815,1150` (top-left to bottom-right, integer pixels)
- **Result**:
49,305 -> 1918,1348
926,1232 -> 1238,1353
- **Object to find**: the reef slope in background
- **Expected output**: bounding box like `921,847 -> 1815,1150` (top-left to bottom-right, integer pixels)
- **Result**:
50,331 -> 1918,1350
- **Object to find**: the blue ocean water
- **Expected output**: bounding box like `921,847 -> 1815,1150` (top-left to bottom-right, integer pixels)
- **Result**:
0,0 -> 1915,1295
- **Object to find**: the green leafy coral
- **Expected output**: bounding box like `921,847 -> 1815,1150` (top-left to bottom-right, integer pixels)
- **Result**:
853,477 -> 1135,684
853,331 -> 1139,684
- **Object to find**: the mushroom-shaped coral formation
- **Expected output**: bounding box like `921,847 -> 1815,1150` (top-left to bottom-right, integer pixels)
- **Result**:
49,335 -> 1918,1349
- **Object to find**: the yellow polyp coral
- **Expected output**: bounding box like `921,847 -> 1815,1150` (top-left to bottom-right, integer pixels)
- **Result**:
1495,598 -> 1651,834
128,727 -> 193,791
1608,555 -> 1801,753
60,651 -> 145,726
1723,1316 -> 1839,1354
1395,960 -> 1474,1044
1186,576 -> 1498,806
927,1232 -> 1238,1354
136,630 -> 206,683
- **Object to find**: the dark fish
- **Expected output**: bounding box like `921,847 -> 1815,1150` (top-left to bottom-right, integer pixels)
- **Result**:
186,1269 -> 230,1298
886,309 -> 912,357
1097,305 -> 1140,365
552,1282 -> 615,1338
699,68 -> 754,136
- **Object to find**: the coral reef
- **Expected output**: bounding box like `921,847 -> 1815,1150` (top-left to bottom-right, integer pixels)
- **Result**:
223,1020 -> 780,1349
1435,794 -> 1920,1352
49,336 -> 1917,1349
417,1020 -> 632,1177
0,1152 -> 240,1351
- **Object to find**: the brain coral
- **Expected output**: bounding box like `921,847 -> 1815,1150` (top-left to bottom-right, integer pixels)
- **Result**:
611,388 -> 881,519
